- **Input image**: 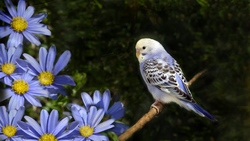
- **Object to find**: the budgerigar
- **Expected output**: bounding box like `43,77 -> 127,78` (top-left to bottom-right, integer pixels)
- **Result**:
135,38 -> 216,121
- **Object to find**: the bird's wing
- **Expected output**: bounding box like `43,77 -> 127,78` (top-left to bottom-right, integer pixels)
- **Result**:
142,58 -> 195,103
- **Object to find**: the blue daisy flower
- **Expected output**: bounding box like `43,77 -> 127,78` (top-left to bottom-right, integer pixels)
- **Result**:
0,0 -> 51,48
0,43 -> 24,85
68,90 -> 128,136
17,109 -> 79,141
17,45 -> 75,99
71,105 -> 115,141
0,72 -> 48,110
81,90 -> 125,120
0,106 -> 25,141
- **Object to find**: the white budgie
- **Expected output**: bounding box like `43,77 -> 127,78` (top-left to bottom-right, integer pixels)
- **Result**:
135,38 -> 216,121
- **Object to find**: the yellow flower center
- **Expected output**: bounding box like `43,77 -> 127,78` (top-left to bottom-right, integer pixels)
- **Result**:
2,125 -> 17,138
38,71 -> 55,86
10,16 -> 28,32
79,126 -> 94,138
1,63 -> 16,75
12,79 -> 29,95
39,134 -> 58,141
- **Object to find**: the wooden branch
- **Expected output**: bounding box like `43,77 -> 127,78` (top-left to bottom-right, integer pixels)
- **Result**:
118,102 -> 164,141
187,69 -> 206,87
118,70 -> 206,141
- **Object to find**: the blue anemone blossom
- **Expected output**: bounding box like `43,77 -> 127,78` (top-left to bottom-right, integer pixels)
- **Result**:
0,106 -> 25,141
17,109 -> 79,141
71,105 -> 115,141
0,0 -> 51,48
17,45 -> 75,99
0,43 -> 24,85
1,72 -> 48,110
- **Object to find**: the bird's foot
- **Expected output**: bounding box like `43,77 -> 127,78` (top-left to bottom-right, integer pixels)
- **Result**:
151,100 -> 164,114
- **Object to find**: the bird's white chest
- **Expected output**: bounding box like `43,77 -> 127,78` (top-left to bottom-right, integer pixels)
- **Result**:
146,84 -> 175,103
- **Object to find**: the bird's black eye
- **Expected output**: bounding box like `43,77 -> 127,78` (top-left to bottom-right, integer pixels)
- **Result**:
142,46 -> 146,49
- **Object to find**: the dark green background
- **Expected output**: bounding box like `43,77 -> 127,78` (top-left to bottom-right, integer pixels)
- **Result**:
1,0 -> 250,140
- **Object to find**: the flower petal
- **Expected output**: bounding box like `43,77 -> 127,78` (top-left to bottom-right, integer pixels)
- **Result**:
3,76 -> 13,86
23,6 -> 34,19
17,0 -> 26,16
108,122 -> 129,135
0,11 -> 12,23
46,46 -> 56,72
57,121 -> 79,139
5,0 -> 17,17
48,84 -> 67,96
27,24 -> 51,35
48,110 -> 59,133
23,53 -> 42,73
10,44 -> 23,63
52,50 -> 71,75
0,88 -> 13,102
90,107 -> 104,127
89,134 -> 109,141
0,135 -> 8,140
0,72 -> 6,79
15,59 -> 34,74
81,92 -> 93,110
0,26 -> 12,38
12,106 -> 25,125
0,106 -> 8,125
23,94 -> 42,107
39,47 -> 48,71
93,90 -> 101,104
17,121 -> 40,138
7,32 -> 23,49
71,106 -> 84,125
94,119 -> 115,133
40,109 -> 49,133
52,116 -> 69,136
53,75 -> 76,86
8,94 -> 24,110
28,13 -> 47,23
24,116 -> 43,135
0,44 -> 8,63
107,102 -> 125,120
22,30 -> 40,46
101,90 -> 111,112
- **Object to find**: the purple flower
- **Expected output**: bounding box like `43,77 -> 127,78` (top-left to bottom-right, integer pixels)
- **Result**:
0,0 -> 51,48
17,45 -> 75,99
81,90 -> 125,120
71,106 -> 115,141
0,106 -> 25,141
68,90 -> 128,136
1,72 -> 48,110
17,109 -> 79,140
0,43 -> 23,85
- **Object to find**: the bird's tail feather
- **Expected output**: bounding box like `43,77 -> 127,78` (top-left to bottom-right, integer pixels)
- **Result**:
185,102 -> 217,121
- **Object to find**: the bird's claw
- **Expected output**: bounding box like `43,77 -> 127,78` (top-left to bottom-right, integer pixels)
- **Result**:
151,100 -> 163,114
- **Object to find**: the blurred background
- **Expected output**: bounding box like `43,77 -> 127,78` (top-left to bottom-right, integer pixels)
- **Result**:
1,0 -> 250,140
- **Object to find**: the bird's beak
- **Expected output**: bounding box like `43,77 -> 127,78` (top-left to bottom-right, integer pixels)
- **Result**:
136,49 -> 140,58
